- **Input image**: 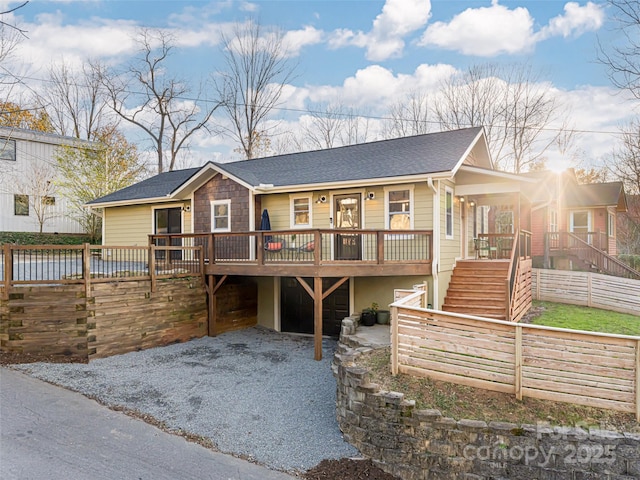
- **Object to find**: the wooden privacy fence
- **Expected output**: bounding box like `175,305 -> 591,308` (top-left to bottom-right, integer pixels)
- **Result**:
532,268 -> 640,316
1,243 -> 204,300
390,290 -> 640,421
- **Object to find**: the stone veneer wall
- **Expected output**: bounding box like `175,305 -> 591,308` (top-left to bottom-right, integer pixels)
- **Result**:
333,317 -> 640,480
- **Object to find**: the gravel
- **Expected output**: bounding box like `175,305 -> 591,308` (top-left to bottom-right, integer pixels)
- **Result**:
12,327 -> 360,473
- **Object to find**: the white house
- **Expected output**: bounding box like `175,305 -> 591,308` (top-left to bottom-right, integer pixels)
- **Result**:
0,126 -> 95,234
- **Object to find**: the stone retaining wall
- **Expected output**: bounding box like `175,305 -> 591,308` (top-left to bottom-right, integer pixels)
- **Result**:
333,318 -> 640,480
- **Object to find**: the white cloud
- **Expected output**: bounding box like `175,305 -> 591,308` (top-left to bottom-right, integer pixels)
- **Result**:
293,63 -> 456,110
419,0 -> 604,57
17,12 -> 139,69
537,2 -> 604,40
419,1 -> 535,56
328,0 -> 431,61
283,26 -> 324,57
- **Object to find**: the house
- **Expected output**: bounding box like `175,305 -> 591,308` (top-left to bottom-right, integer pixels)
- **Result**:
522,169 -> 635,278
88,127 -> 535,359
0,126 -> 94,234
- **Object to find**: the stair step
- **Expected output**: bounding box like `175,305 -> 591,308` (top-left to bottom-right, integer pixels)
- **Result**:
442,304 -> 505,318
443,299 -> 507,309
447,280 -> 506,289
446,290 -> 506,302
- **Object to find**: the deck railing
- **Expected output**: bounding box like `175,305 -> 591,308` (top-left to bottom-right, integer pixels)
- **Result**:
476,233 -> 516,259
1,244 -> 204,296
149,229 -> 433,266
547,231 -> 609,253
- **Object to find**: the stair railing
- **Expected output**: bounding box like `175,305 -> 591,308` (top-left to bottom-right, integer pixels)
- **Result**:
563,232 -> 640,280
505,230 -> 532,321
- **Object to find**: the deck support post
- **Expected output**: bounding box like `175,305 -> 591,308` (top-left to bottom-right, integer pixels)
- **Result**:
208,275 -> 216,337
314,276 -> 323,361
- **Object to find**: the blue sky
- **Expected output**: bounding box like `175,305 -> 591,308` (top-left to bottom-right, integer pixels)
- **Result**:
4,0 -> 636,169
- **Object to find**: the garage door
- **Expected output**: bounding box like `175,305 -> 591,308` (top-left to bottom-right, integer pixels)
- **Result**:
280,277 -> 349,337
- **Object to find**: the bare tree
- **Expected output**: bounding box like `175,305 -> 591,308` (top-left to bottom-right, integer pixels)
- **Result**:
340,107 -> 371,146
608,119 -> 640,195
102,29 -> 220,172
433,63 -> 567,173
301,103 -> 345,150
383,90 -> 432,138
599,0 -> 640,100
434,64 -> 506,158
13,161 -> 58,233
40,60 -> 111,140
215,19 -> 297,159
0,2 -> 28,110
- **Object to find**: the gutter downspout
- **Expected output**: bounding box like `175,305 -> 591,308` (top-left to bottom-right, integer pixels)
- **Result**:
427,177 -> 439,309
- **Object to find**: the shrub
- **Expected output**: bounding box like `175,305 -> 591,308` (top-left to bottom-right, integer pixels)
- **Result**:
619,254 -> 640,270
0,232 -> 92,246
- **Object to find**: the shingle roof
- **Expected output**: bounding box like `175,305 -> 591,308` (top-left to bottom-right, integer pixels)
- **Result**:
565,182 -> 626,208
88,127 -> 484,205
215,127 -> 484,187
87,168 -> 200,204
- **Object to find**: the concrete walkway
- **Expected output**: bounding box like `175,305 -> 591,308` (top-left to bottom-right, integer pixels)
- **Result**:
0,368 -> 295,480
346,323 -> 391,348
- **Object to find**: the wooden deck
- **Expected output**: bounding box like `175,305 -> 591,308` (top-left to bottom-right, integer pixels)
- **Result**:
150,229 -> 433,278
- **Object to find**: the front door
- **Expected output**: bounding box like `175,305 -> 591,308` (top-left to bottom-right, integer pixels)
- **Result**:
280,277 -> 349,337
334,193 -> 362,260
155,207 -> 182,260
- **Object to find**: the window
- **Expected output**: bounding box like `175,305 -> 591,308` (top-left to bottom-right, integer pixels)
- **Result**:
445,187 -> 453,239
0,138 -> 16,161
386,189 -> 412,230
291,195 -> 311,227
549,209 -> 558,232
211,200 -> 231,232
608,212 -> 615,237
14,194 -> 29,216
570,211 -> 590,234
496,211 -> 514,234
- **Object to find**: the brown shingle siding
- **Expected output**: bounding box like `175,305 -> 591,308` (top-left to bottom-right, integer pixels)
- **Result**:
193,175 -> 251,233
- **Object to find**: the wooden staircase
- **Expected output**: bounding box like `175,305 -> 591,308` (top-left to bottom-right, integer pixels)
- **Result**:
443,260 -> 510,320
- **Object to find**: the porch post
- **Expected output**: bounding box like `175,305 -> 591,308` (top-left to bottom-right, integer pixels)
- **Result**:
314,276 -> 323,361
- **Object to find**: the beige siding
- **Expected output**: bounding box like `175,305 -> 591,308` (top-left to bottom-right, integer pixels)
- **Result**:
354,276 -> 432,313
414,183 -> 433,230
104,202 -> 192,246
256,277 -> 276,330
439,179 -> 461,272
261,184 -> 434,232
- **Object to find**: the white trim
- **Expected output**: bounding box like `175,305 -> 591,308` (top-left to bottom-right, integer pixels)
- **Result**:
211,199 -> 231,232
289,193 -> 313,228
151,203 -> 184,235
329,189 -> 366,229
253,173 -> 451,195
445,186 -> 454,240
450,128 -> 486,176
383,185 -> 414,231
569,210 -> 591,232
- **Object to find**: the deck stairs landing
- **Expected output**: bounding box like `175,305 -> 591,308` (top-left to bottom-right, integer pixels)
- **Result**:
443,260 -> 510,320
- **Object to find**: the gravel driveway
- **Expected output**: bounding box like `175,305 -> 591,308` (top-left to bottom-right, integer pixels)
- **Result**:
13,327 -> 359,473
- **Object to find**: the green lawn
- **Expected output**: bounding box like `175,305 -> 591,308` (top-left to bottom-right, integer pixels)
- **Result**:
530,301 -> 640,336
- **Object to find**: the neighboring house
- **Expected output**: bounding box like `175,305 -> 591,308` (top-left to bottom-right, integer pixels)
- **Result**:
88,127 -> 536,355
0,126 -> 94,234
522,169 -> 634,277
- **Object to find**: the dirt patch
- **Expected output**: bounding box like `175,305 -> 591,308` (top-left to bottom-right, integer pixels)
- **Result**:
0,351 -> 87,365
359,348 -> 639,433
304,458 -> 399,480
